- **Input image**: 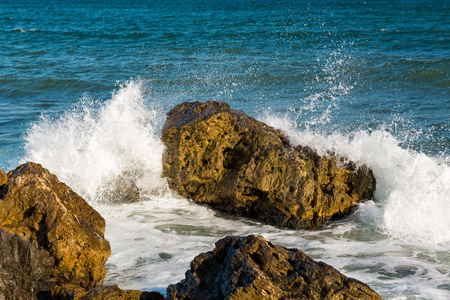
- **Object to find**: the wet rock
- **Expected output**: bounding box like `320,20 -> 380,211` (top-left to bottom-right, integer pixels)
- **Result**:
167,235 -> 382,300
51,284 -> 164,300
162,101 -> 376,229
0,228 -> 55,300
0,162 -> 111,289
97,171 -> 141,203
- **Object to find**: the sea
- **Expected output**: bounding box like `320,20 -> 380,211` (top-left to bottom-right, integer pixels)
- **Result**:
0,0 -> 449,299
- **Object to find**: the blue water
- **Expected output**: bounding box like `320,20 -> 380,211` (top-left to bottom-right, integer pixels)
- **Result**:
1,1 -> 449,299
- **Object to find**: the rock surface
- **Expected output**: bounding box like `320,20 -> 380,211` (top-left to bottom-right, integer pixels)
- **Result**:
167,235 -> 382,300
51,284 -> 164,300
0,228 -> 55,300
162,101 -> 376,229
0,162 -> 111,289
0,169 -> 6,186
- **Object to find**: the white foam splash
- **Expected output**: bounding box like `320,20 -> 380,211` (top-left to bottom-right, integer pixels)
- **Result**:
23,79 -> 167,203
263,114 -> 450,245
13,26 -> 26,33
21,81 -> 450,297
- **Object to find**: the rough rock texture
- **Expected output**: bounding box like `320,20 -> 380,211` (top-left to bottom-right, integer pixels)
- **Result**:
0,162 -> 111,289
51,284 -> 164,300
162,101 -> 376,229
0,228 -> 55,300
167,235 -> 382,300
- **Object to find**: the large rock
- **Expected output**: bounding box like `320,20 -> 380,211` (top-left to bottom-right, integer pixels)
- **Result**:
162,101 -> 376,229
0,162 -> 111,289
167,235 -> 382,300
0,228 -> 55,300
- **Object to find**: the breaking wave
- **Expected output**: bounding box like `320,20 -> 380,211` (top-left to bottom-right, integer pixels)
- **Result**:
24,80 -> 167,203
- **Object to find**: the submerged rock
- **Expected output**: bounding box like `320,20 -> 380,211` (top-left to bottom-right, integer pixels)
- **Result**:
167,235 -> 382,300
0,162 -> 111,289
162,101 -> 376,229
0,228 -> 55,300
97,171 -> 141,203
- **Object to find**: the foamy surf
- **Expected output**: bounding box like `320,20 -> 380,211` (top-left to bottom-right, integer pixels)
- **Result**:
21,80 -> 450,299
263,114 -> 450,245
23,79 -> 450,245
23,80 -> 167,203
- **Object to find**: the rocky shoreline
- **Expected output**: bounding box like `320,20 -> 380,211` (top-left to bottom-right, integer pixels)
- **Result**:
0,101 -> 382,299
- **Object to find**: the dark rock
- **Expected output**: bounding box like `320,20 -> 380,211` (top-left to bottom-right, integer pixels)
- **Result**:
51,284 -> 86,299
167,235 -> 382,300
0,162 -> 111,289
51,284 -> 164,300
161,101 -> 376,229
0,228 -> 55,300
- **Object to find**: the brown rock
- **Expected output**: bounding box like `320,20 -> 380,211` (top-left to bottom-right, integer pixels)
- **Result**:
0,228 -> 55,300
0,168 -> 6,187
0,162 -> 111,289
51,284 -> 164,300
167,235 -> 382,300
161,101 -> 376,229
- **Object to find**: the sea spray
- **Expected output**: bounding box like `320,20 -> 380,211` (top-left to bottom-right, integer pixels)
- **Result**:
23,80 -> 168,203
20,85 -> 450,298
263,114 -> 450,245
23,79 -> 450,245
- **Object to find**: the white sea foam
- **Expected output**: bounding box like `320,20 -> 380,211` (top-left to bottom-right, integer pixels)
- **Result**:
23,78 -> 450,245
13,26 -> 26,33
263,114 -> 450,245
23,79 -> 167,203
21,80 -> 450,298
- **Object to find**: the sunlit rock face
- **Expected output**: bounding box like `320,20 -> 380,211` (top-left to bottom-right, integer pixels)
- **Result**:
162,101 -> 376,229
0,162 -> 111,289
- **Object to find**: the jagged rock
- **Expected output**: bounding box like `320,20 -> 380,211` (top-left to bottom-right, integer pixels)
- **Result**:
161,101 -> 376,229
51,284 -> 164,300
0,228 -> 55,300
0,162 -> 111,289
167,235 -> 382,300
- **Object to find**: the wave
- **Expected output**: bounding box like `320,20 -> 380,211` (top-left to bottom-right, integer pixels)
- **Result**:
263,114 -> 450,245
13,26 -> 37,33
23,80 -> 167,203
23,79 -> 450,245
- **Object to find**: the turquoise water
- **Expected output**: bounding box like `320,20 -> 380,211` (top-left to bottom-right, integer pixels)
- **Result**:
1,1 -> 449,298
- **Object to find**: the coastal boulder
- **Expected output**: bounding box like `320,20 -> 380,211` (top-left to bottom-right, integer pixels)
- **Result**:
0,228 -> 54,300
161,101 -> 376,229
167,235 -> 382,300
0,162 -> 111,289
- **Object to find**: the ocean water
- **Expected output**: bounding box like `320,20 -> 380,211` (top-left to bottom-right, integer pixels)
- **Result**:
1,0 -> 449,298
